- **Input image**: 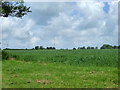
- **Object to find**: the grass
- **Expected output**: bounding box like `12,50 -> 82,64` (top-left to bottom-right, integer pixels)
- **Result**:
2,60 -> 118,88
2,49 -> 118,67
2,49 -> 118,88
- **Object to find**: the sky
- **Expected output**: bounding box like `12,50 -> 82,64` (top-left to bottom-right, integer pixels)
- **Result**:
0,1 -> 119,49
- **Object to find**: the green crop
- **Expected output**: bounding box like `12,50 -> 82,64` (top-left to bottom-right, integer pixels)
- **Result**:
2,49 -> 118,67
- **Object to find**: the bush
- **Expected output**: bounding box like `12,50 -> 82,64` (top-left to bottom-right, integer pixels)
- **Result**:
2,50 -> 10,60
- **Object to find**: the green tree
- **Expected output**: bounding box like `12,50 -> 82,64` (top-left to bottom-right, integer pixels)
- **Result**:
49,47 -> 52,49
87,47 -> 90,49
35,46 -> 39,50
113,46 -> 118,49
77,47 -> 80,49
46,47 -> 49,49
118,45 -> 120,49
40,46 -> 43,50
1,1 -> 31,18
95,47 -> 98,49
100,44 -> 112,49
73,48 -> 76,50
82,46 -> 85,49
53,47 -> 56,49
91,47 -> 94,49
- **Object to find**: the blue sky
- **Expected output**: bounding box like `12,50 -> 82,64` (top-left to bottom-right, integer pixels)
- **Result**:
0,1 -> 118,49
103,2 -> 110,13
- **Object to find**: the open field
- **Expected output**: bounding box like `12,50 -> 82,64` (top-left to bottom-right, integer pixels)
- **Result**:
2,49 -> 118,67
2,49 -> 118,88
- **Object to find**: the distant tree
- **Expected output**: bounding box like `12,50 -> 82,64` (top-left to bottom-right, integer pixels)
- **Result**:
82,46 -> 85,49
4,48 -> 10,50
95,47 -> 98,49
49,47 -> 53,49
40,46 -> 43,50
46,47 -> 49,49
35,46 -> 39,50
118,45 -> 120,49
113,45 -> 118,49
91,47 -> 94,49
100,44 -> 112,49
53,47 -> 56,49
1,1 -> 31,18
87,47 -> 90,49
100,46 -> 105,49
73,48 -> 76,50
46,47 -> 56,50
32,48 -> 34,50
78,47 -> 80,49
78,46 -> 85,49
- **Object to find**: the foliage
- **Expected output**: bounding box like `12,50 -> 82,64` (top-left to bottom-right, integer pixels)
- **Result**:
1,1 -> 31,17
46,47 -> 56,50
2,50 -> 10,60
40,46 -> 44,50
95,47 -> 98,49
100,44 -> 113,49
87,47 -> 90,49
73,48 -> 76,50
35,46 -> 39,50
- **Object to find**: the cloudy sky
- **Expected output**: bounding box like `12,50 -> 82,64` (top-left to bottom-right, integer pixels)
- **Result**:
0,1 -> 118,49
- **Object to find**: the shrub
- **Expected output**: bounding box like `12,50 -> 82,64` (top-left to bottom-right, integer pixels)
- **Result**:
2,50 -> 10,60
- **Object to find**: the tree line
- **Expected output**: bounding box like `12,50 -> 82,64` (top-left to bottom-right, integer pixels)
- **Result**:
34,46 -> 56,50
73,44 -> 120,50
2,44 -> 120,50
34,44 -> 120,50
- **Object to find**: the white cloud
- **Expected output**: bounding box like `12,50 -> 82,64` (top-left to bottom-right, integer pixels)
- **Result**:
30,37 -> 40,45
1,1 -> 118,49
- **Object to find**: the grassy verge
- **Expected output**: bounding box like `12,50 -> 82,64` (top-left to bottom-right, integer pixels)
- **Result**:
2,60 -> 118,88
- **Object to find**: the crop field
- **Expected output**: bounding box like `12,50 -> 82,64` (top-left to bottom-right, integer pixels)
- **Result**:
2,49 -> 118,88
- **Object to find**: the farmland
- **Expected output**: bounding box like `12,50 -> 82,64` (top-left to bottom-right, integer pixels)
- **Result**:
2,49 -> 118,88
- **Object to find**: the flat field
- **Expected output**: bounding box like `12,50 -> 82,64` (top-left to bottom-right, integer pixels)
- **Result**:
2,49 -> 118,88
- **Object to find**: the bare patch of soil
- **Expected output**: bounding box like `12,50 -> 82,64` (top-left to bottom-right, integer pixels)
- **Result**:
36,80 -> 52,85
9,58 -> 15,60
42,63 -> 47,65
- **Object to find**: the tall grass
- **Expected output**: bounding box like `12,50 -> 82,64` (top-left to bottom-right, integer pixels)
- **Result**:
2,49 -> 118,67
